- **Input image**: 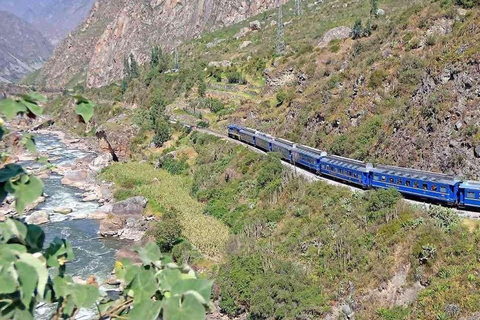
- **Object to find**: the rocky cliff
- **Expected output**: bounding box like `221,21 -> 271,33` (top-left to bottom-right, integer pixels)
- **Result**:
0,11 -> 53,83
36,0 -> 284,89
0,0 -> 96,45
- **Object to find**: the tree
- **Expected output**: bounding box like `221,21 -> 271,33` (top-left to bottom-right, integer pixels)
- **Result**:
151,45 -> 160,68
295,0 -> 302,16
123,55 -> 131,79
352,19 -> 364,40
370,0 -> 378,18
129,53 -> 140,79
174,48 -> 179,71
198,79 -> 207,98
150,89 -> 167,128
153,120 -> 172,147
276,0 -> 286,56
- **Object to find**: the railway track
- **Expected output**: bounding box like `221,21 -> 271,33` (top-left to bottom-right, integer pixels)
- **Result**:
193,127 -> 480,219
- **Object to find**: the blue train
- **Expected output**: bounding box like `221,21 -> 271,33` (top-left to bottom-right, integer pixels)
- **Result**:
228,124 -> 480,209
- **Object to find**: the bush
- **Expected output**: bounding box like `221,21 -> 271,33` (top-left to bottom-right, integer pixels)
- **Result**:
456,0 -> 479,8
369,69 -> 389,89
398,56 -> 424,87
151,210 -> 182,252
171,241 -> 201,265
156,154 -> 189,175
152,120 -> 172,147
276,89 -> 295,106
226,70 -> 247,84
257,153 -> 283,195
364,188 -> 402,221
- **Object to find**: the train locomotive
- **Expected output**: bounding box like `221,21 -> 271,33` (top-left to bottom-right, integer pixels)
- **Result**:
228,124 -> 480,209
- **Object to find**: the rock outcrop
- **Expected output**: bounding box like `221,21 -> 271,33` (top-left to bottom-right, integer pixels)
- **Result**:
36,0 -> 286,88
99,196 -> 150,241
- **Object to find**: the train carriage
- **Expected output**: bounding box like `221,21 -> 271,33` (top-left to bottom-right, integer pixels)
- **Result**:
459,181 -> 480,208
228,124 -> 241,139
255,132 -> 273,151
291,145 -> 325,172
271,138 -> 294,162
371,165 -> 461,205
239,127 -> 256,145
320,155 -> 372,188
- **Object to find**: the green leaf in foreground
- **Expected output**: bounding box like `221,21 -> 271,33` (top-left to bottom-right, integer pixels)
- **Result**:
134,242 -> 161,265
127,300 -> 162,320
19,99 -> 43,117
5,175 -> 44,213
0,164 -> 25,183
68,284 -> 100,308
0,98 -> 27,120
21,134 -> 37,154
163,295 -> 206,320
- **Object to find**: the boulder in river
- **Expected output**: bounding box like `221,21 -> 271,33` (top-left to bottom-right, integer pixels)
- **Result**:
89,204 -> 113,220
26,211 -> 50,225
53,207 -> 73,214
112,196 -> 148,216
89,153 -> 113,173
99,215 -> 125,237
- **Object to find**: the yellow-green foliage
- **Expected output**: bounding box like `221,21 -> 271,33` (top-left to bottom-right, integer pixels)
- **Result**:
101,162 -> 230,260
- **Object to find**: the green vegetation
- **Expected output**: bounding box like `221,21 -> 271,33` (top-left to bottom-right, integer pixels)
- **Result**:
0,95 -> 212,319
101,162 -> 230,259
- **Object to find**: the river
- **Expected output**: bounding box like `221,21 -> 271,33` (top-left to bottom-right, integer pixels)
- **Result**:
28,132 -> 124,319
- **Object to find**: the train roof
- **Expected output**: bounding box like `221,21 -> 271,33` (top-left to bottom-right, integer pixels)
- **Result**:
272,138 -> 295,147
321,155 -> 372,172
460,181 -> 480,190
372,164 -> 461,185
255,131 -> 273,139
294,145 -> 326,158
240,127 -> 256,134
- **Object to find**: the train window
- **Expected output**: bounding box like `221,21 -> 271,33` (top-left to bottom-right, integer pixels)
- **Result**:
349,171 -> 353,177
406,180 -> 411,187
389,177 -> 394,183
431,185 -> 438,192
354,173 -> 358,178
440,186 -> 447,193
382,176 -> 386,182
422,183 -> 428,190
414,182 -> 419,188
397,178 -> 402,185
373,174 -> 380,181
467,191 -> 475,199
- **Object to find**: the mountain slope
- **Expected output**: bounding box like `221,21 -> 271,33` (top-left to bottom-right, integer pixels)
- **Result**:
0,0 -> 96,44
0,11 -> 53,83
35,0 -> 285,89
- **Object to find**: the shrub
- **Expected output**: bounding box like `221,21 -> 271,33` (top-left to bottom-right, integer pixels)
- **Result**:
456,0 -> 479,8
197,121 -> 210,128
156,154 -> 189,175
276,89 -> 295,106
151,210 -> 182,252
352,19 -> 364,39
257,153 -> 283,194
198,79 -> 207,97
364,188 -> 402,221
226,70 -> 247,84
171,241 -> 201,265
152,120 -> 172,147
369,69 -> 389,89
425,34 -> 436,46
398,56 -> 424,87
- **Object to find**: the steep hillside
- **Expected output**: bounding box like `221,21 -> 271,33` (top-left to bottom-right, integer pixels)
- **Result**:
35,0 -> 285,89
0,0 -> 95,44
0,11 -> 53,83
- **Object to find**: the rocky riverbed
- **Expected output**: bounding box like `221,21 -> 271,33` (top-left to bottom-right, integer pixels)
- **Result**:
0,128 -> 153,319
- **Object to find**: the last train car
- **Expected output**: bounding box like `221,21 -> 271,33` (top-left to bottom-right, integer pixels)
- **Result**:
271,138 -> 295,162
320,155 -> 372,188
459,181 -> 480,208
254,132 -> 273,152
238,127 -> 256,146
291,145 -> 325,173
228,124 -> 242,139
370,165 -> 461,205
